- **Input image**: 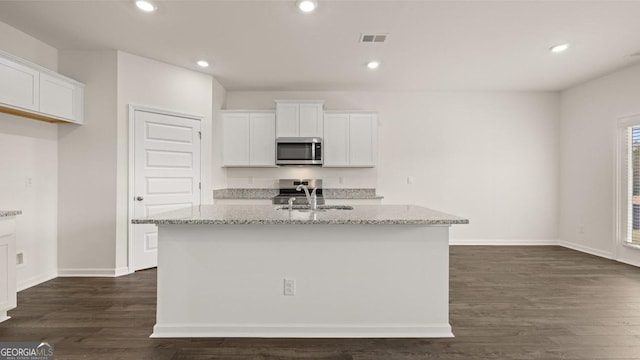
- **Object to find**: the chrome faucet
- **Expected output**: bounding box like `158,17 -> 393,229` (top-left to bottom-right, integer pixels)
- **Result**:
287,197 -> 296,211
296,184 -> 318,210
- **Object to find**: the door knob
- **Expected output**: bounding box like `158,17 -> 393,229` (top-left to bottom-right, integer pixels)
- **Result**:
136,196 -> 144,201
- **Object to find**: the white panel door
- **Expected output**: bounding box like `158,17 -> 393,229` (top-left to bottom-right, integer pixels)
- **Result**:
323,113 -> 350,167
250,113 -> 276,166
276,103 -> 299,137
0,56 -> 39,112
298,103 -> 323,137
132,109 -> 201,271
349,113 -> 377,167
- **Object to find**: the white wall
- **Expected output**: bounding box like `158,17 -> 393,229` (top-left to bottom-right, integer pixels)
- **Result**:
116,51 -> 215,270
0,21 -> 59,290
57,50 -> 119,275
225,91 -> 560,243
560,62 -> 640,266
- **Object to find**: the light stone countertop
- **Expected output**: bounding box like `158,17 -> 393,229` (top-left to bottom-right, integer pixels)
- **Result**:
0,210 -> 22,217
132,204 -> 468,225
213,188 -> 383,200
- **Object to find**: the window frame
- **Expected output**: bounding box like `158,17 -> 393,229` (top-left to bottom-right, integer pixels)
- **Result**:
616,114 -> 640,250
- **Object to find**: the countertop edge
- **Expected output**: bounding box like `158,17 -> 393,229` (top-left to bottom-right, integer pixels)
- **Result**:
132,219 -> 469,225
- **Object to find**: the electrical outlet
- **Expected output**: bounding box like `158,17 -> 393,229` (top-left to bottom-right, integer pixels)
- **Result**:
16,252 -> 24,266
25,176 -> 33,188
284,278 -> 296,296
338,177 -> 344,185
407,176 -> 414,185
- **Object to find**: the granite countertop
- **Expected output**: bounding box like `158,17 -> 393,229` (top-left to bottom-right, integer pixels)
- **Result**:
213,188 -> 383,200
0,210 -> 22,217
132,204 -> 468,225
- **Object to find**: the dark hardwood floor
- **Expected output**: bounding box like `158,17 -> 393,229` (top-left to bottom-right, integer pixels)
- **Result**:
1,246 -> 639,359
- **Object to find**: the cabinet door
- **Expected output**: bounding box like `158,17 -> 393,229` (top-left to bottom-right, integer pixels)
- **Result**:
223,113 -> 250,166
0,56 -> 39,112
323,113 -> 350,167
250,113 -> 276,166
40,72 -> 83,123
276,103 -> 299,137
0,219 -> 17,320
299,103 -> 323,137
349,114 -> 377,167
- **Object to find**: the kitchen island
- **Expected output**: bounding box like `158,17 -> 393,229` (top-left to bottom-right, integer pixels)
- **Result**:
132,204 -> 467,338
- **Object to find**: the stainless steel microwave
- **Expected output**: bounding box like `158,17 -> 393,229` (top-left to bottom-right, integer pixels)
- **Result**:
276,137 -> 323,166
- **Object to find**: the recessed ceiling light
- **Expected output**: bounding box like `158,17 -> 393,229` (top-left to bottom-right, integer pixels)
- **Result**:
135,0 -> 156,12
296,0 -> 318,13
197,60 -> 209,68
367,61 -> 380,70
550,43 -> 570,53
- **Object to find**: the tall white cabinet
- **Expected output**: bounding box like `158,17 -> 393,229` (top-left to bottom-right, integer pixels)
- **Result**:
323,112 -> 378,167
0,216 -> 17,323
222,111 -> 276,167
0,50 -> 84,124
275,100 -> 324,138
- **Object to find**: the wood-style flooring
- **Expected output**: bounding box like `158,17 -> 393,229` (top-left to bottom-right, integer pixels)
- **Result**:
1,246 -> 639,359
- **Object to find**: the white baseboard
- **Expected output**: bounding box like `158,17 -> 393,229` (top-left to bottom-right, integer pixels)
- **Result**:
558,240 -> 614,259
150,323 -> 454,338
616,256 -> 640,267
450,239 -> 558,246
114,267 -> 131,277
17,271 -> 58,292
58,267 -> 130,277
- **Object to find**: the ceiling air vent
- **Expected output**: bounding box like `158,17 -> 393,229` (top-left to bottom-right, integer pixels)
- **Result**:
360,33 -> 388,43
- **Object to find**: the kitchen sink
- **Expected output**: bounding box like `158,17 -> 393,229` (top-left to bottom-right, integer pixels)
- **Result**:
274,205 -> 354,211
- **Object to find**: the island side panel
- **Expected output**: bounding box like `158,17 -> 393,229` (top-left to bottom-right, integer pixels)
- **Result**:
153,224 -> 452,338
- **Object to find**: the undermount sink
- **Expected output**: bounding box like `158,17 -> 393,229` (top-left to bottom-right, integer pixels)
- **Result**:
275,205 -> 354,211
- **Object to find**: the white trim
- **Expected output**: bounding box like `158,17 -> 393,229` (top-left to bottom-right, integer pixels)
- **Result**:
127,104 -> 203,273
616,255 -> 640,268
16,271 -> 57,292
450,239 -> 558,246
58,268 -> 129,277
151,323 -> 453,339
614,113 -> 640,262
114,266 -> 131,277
558,240 -> 613,259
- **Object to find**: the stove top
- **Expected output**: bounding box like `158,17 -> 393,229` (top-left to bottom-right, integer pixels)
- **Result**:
272,179 -> 325,205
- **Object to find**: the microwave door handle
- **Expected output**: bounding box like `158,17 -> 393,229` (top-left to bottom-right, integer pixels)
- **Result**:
311,143 -> 315,161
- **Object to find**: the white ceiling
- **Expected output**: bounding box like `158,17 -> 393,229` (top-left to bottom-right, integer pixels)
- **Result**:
1,0 -> 639,92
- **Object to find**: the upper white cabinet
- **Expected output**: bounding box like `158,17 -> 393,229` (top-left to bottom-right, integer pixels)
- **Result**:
0,56 -> 39,112
223,111 -> 276,167
39,72 -> 84,124
275,100 -> 324,138
0,50 -> 84,124
323,112 -> 378,168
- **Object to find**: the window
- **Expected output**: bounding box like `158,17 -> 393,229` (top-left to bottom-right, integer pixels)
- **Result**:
618,116 -> 640,246
629,126 -> 640,244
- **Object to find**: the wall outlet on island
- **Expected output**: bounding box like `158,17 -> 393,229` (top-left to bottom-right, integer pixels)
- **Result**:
407,176 -> 414,185
284,278 -> 296,296
338,177 -> 344,184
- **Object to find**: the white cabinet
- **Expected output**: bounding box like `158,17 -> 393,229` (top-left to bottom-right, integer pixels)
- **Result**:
0,50 -> 84,124
0,56 -> 39,112
223,111 -> 276,167
275,100 -> 324,138
323,112 -> 378,168
39,72 -> 84,124
0,217 -> 17,323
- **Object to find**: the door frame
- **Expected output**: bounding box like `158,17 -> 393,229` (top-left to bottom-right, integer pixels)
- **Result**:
127,104 -> 203,273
